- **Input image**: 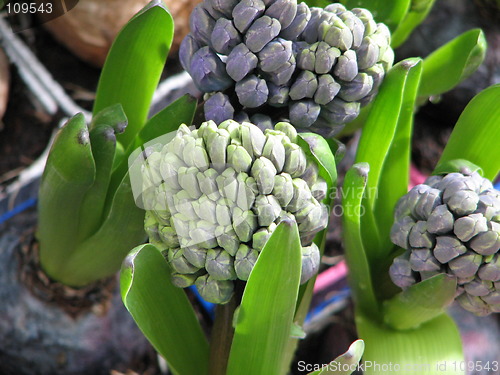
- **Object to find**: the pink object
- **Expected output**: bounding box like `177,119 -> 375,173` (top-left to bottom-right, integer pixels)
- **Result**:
314,260 -> 348,293
409,164 -> 427,190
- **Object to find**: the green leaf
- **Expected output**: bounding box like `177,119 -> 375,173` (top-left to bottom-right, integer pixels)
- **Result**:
137,94 -> 197,147
391,0 -> 436,48
121,244 -> 209,375
373,58 -> 422,251
56,171 -> 146,286
78,104 -> 128,242
37,113 -> 96,281
355,58 -> 421,214
93,0 -> 173,149
308,340 -> 365,375
90,103 -> 128,133
298,132 -> 337,207
227,220 -> 302,375
356,312 -> 464,375
291,323 -> 307,339
418,29 -> 487,100
341,0 -> 411,32
303,0 -> 330,7
438,84 -> 500,180
77,124 -> 118,243
326,137 -> 346,163
342,163 -> 379,318
433,159 -> 483,177
280,268 -> 318,375
383,274 -> 457,330
278,133 -> 338,373
354,58 -> 422,263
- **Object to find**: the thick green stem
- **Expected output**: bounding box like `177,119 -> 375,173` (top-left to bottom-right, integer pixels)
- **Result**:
208,286 -> 241,375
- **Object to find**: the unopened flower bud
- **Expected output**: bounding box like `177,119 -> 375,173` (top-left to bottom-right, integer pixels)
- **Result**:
390,170 -> 500,315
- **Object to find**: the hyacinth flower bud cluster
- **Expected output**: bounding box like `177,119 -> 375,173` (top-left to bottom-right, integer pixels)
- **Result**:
389,169 -> 500,315
141,120 -> 329,304
179,0 -> 394,137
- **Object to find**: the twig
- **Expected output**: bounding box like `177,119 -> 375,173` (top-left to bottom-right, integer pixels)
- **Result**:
0,15 -> 90,120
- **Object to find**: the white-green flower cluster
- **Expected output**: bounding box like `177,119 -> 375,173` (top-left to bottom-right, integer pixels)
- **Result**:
180,0 -> 393,137
390,169 -> 500,316
142,120 -> 328,304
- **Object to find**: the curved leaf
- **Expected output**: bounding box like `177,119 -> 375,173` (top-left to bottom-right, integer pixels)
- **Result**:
298,132 -> 337,207
383,274 -> 457,330
37,113 -> 96,281
93,0 -> 174,149
418,29 -> 487,100
354,58 -> 422,261
357,312 -> 464,375
227,220 -> 302,375
137,94 -> 197,147
280,132 -> 339,372
121,244 -> 210,375
373,58 -> 422,250
60,171 -> 146,286
342,163 -> 379,318
433,159 -> 482,177
391,0 -> 436,48
341,0 -> 411,32
438,84 -> 500,180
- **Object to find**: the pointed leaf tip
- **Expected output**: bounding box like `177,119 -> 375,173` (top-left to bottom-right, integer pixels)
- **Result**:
352,162 -> 370,177
399,57 -> 422,70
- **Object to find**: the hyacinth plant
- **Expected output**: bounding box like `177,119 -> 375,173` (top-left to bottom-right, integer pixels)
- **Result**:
35,1 -> 202,287
116,1 -> 494,375
123,118 -> 351,375
342,66 -> 499,374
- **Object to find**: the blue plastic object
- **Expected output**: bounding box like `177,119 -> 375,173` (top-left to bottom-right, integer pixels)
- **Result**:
0,197 -> 37,226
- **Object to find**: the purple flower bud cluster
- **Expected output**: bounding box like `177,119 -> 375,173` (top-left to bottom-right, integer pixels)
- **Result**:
142,120 -> 328,303
180,1 -> 393,137
390,169 -> 500,316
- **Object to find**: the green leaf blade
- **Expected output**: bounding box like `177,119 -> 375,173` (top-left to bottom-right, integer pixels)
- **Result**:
353,58 -> 421,267
341,0 -> 411,32
438,84 -> 500,180
93,1 -> 174,149
281,133 -> 338,373
355,58 -> 420,211
391,0 -> 436,48
373,58 -> 422,251
37,113 -> 96,281
357,312 -> 464,375
227,220 -> 302,375
298,133 -> 337,208
418,29 -> 487,100
383,274 -> 457,330
137,94 -> 197,147
77,125 -> 116,242
60,171 -> 146,286
121,244 -> 210,375
342,163 -> 380,318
